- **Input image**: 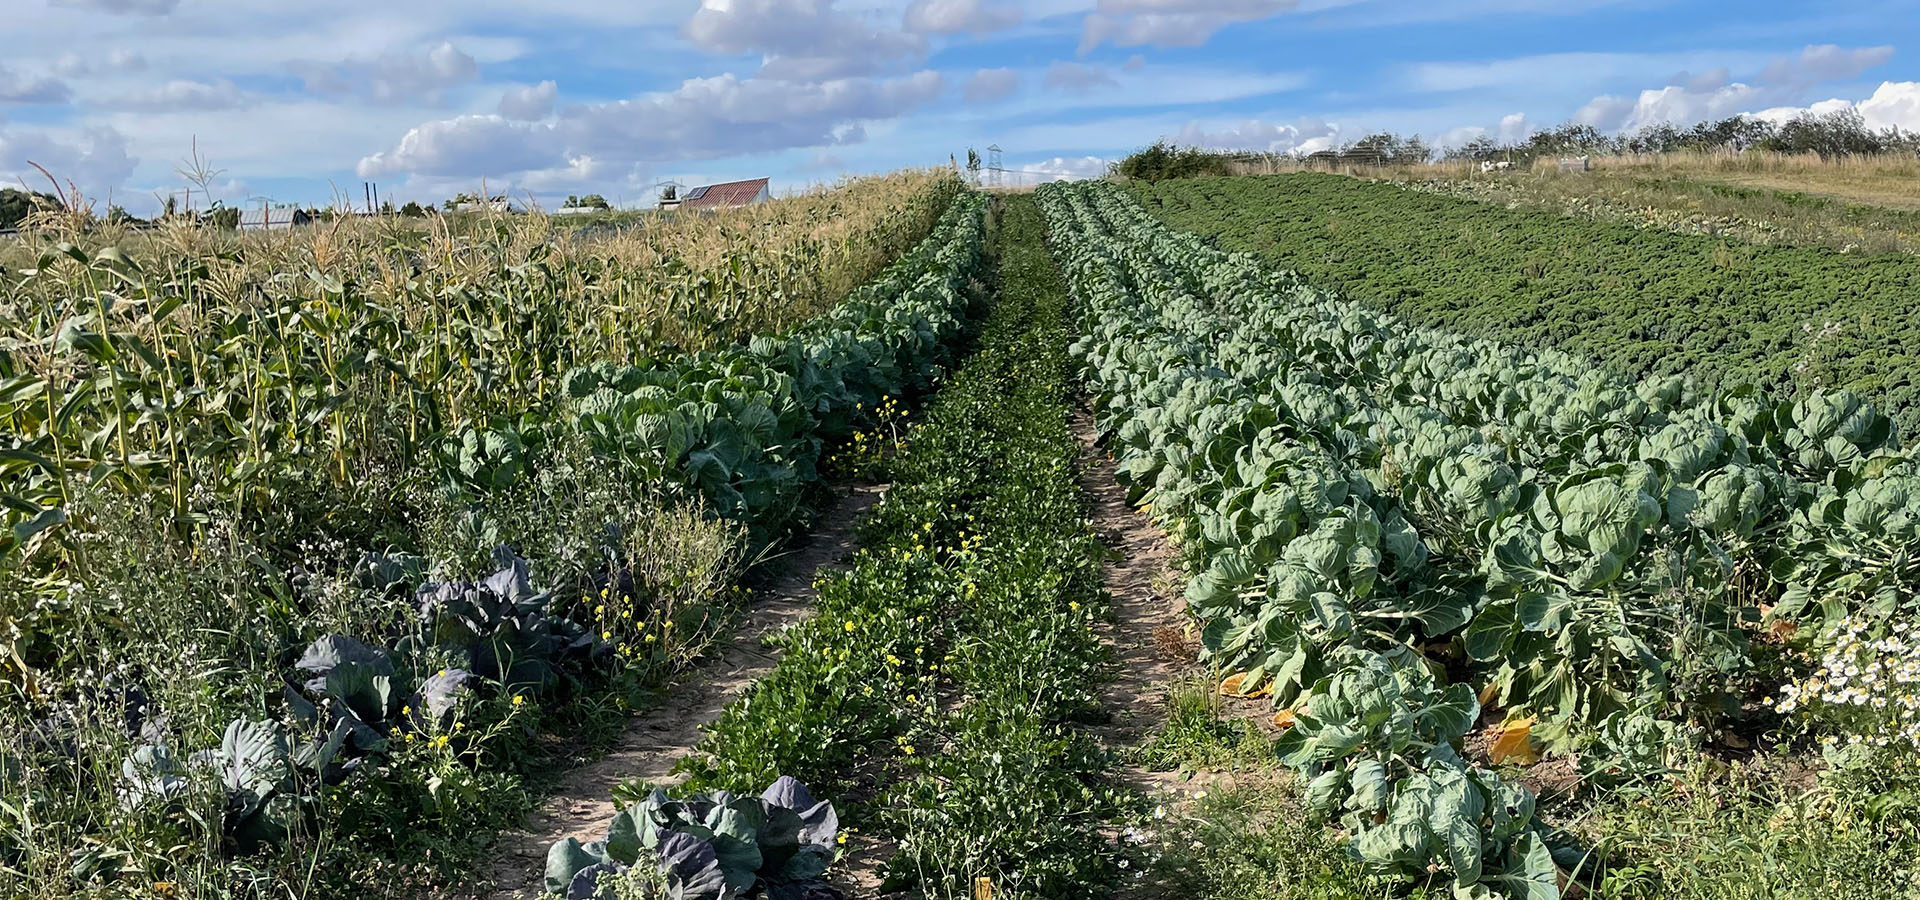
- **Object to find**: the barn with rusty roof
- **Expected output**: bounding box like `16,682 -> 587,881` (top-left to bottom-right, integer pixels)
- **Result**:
666,177 -> 770,211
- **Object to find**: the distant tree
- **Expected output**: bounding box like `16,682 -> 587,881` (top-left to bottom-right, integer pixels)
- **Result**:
162,195 -> 179,218
578,193 -> 611,209
1763,108 -> 1883,159
0,188 -> 61,229
400,201 -> 427,217
206,205 -> 241,230
966,148 -> 982,185
380,200 -> 395,215
1112,140 -> 1233,181
444,191 -> 480,211
1444,135 -> 1504,162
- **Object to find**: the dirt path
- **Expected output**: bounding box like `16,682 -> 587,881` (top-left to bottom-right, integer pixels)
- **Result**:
1071,411 -> 1190,794
471,483 -> 886,900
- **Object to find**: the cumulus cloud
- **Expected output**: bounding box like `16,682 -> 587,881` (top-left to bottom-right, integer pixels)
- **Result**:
1497,112 -> 1530,143
964,67 -> 1019,104
1569,44 -> 1897,135
0,66 -> 72,105
1857,81 -> 1920,132
1018,155 -> 1110,181
114,79 -> 250,112
1749,82 -> 1920,133
359,70 -> 946,180
903,0 -> 1021,35
1079,0 -> 1299,54
294,41 -> 479,105
498,80 -> 557,120
1173,116 -> 1341,155
0,124 -> 137,196
685,0 -> 925,80
49,0 -> 177,14
1043,61 -> 1117,94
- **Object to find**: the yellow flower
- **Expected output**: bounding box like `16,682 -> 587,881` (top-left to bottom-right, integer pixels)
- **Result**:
433,734 -> 450,748
837,833 -> 848,845
645,633 -> 658,642
512,694 -> 526,707
401,705 -> 412,716
845,620 -> 856,633
903,745 -> 916,756
602,631 -> 613,640
1069,601 -> 1080,612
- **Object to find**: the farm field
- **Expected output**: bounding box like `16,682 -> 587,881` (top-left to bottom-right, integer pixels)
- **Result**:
1128,172 -> 1920,431
7,169 -> 1920,900
1044,178 -> 1920,899
1393,166 -> 1920,258
0,171 -> 987,898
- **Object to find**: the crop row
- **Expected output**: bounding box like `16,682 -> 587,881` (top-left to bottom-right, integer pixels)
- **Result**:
1128,173 -> 1920,431
0,192 -> 989,897
0,171 -> 963,568
567,195 -> 1120,899
1038,179 -> 1920,896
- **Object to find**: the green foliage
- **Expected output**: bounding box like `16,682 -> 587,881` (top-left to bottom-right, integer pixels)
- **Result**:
1040,178 -> 1920,896
675,196 -> 1124,898
1128,173 -> 1920,431
0,185 -> 987,899
0,188 -> 61,229
544,776 -> 838,900
1143,783 -> 1440,900
1111,141 -> 1237,181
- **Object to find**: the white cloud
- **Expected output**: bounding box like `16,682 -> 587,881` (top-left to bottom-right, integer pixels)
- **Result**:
1017,154 -> 1110,181
0,124 -> 138,198
964,67 -> 1019,104
1079,0 -> 1300,54
360,71 -> 947,181
0,66 -> 72,105
1760,44 -> 1894,90
1857,81 -> 1920,132
1044,61 -> 1118,94
685,0 -> 926,80
499,80 -> 557,120
1173,116 -> 1340,154
903,0 -> 1021,35
114,79 -> 250,112
49,0 -> 177,14
294,41 -> 479,105
1748,82 -> 1920,134
1496,112 -> 1529,143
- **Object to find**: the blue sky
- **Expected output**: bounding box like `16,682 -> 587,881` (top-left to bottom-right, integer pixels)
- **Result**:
3,0 -> 1917,215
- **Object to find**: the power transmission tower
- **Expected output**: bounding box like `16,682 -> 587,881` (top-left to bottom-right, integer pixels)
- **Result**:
986,145 -> 1003,187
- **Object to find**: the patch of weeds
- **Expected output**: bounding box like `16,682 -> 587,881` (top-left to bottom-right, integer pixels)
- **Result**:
1133,677 -> 1276,775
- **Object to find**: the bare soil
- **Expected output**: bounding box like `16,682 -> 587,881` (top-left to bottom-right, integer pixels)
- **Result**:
468,483 -> 886,900
1071,411 -> 1193,794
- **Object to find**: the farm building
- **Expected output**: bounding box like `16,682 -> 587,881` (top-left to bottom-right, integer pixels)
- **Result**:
666,177 -> 770,211
238,208 -> 312,231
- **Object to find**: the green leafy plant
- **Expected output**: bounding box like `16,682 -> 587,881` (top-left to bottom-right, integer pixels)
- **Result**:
543,776 -> 838,900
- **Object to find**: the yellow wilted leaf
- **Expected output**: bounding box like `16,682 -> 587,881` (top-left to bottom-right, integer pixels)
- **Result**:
1273,707 -> 1300,729
1219,672 -> 1271,698
1489,716 -> 1540,766
1769,619 -> 1799,641
1477,681 -> 1500,708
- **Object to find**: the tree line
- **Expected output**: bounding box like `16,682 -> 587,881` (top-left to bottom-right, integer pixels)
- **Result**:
1114,107 -> 1920,181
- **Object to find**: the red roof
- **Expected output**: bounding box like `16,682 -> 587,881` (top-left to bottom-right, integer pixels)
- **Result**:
679,177 -> 769,210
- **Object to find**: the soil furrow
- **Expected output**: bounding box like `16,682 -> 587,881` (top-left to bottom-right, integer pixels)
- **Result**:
471,483 -> 885,899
